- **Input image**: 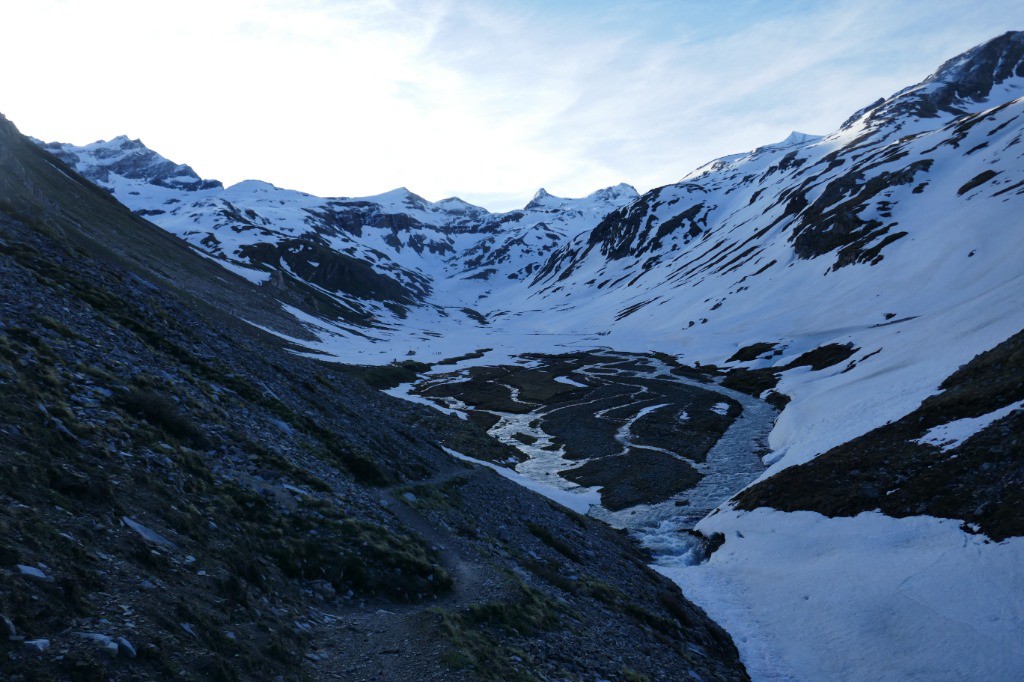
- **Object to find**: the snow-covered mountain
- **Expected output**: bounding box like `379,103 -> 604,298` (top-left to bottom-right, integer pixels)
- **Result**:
26,30 -> 1024,681
515,31 -> 1024,681
453,184 -> 639,282
37,135 -> 638,329
37,31 -> 1024,467
520,30 -> 1024,471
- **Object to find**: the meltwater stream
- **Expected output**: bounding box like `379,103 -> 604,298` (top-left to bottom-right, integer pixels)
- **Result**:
562,353 -> 777,566
395,351 -> 778,569
599,377 -> 777,567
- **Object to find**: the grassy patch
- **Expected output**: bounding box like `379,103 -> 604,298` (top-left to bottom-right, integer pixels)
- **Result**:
217,483 -> 452,601
562,450 -> 702,511
116,384 -> 208,448
400,475 -> 470,511
438,580 -> 562,681
720,367 -> 780,399
35,314 -> 81,339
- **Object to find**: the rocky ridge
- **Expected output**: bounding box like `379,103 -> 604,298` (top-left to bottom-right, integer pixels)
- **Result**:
38,135 -> 639,328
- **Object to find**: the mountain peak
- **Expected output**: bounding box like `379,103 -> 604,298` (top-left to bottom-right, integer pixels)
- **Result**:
108,134 -> 143,148
37,136 -> 222,192
777,131 -> 821,147
524,184 -> 638,212
354,186 -> 430,211
586,183 -> 639,203
524,187 -> 563,211
436,196 -> 488,214
846,31 -> 1024,128
226,179 -> 279,193
751,131 -> 824,156
925,30 -> 1024,97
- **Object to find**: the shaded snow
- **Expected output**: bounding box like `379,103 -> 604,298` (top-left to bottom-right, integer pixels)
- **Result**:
664,509 -> 1024,682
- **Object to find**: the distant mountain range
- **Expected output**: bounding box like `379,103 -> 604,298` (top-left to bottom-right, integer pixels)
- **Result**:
38,134 -> 639,324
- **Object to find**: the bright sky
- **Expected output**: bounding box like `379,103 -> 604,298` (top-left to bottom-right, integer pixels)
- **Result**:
1,1 -> 1022,211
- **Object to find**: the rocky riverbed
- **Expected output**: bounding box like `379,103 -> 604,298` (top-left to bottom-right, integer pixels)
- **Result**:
396,350 -> 778,564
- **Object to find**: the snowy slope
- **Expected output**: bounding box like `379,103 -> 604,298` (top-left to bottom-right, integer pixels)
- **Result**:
450,184 -> 638,282
508,32 -> 1024,681
666,510 -> 1024,682
522,30 -> 1024,472
37,32 -> 1024,473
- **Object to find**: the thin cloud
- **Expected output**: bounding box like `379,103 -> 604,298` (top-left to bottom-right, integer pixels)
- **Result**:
0,0 -> 1021,210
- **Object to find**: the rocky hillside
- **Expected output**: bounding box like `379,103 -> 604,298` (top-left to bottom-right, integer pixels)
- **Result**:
733,327 -> 1023,540
0,116 -> 748,679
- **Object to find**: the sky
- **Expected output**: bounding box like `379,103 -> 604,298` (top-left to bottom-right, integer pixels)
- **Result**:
1,1 -> 1022,211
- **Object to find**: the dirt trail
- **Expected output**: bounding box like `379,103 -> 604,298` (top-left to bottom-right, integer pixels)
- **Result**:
305,466 -> 495,681
379,469 -> 488,604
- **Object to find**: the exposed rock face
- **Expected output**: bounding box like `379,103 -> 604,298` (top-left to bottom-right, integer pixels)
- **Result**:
584,184 -> 707,262
38,135 -> 222,192
861,30 -> 1024,122
238,238 -> 429,304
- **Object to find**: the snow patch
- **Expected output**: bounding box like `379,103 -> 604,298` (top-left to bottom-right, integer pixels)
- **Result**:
915,400 -> 1023,451
664,509 -> 1024,682
442,446 -> 599,515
